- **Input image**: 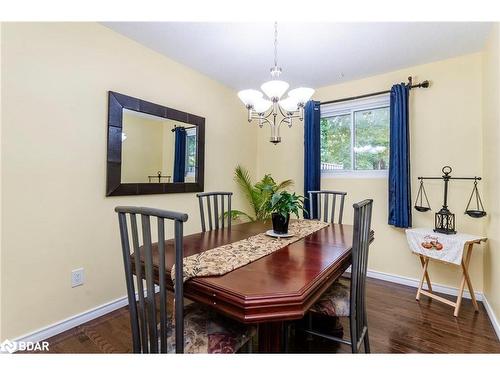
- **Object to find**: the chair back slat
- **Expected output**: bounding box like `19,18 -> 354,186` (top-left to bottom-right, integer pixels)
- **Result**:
115,206 -> 188,353
221,197 -> 225,229
140,214 -> 158,353
331,195 -> 337,224
323,193 -> 329,222
157,217 -> 167,353
349,199 -> 373,352
308,191 -> 347,224
317,193 -> 322,221
117,212 -> 141,353
206,196 -> 213,231
130,214 -> 148,351
198,197 -> 206,233
174,220 -> 185,353
339,195 -> 346,224
214,195 -> 219,230
196,192 -> 233,232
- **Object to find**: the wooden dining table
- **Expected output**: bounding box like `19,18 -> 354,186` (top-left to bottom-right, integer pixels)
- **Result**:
135,220 -> 369,353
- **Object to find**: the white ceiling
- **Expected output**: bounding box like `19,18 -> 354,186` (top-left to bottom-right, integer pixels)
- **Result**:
103,22 -> 492,90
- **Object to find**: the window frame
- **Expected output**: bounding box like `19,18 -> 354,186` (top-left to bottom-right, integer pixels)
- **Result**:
320,94 -> 390,179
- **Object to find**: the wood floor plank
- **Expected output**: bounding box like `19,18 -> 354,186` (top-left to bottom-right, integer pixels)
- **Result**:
27,277 -> 500,354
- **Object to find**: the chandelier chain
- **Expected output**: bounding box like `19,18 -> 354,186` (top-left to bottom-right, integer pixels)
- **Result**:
274,21 -> 278,68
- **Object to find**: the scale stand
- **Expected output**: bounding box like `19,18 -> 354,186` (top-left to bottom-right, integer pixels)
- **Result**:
415,166 -> 486,235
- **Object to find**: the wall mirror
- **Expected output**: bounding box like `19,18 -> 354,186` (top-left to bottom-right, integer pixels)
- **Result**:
106,91 -> 205,196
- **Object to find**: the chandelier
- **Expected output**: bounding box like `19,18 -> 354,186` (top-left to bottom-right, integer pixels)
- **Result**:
237,23 -> 315,144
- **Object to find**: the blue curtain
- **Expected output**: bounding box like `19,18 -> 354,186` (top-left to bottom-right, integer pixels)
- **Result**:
173,127 -> 187,183
303,100 -> 321,219
388,84 -> 412,228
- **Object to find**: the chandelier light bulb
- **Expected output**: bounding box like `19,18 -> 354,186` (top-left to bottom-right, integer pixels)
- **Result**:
279,96 -> 300,113
288,87 -> 315,105
237,89 -> 263,108
252,98 -> 273,113
261,80 -> 290,100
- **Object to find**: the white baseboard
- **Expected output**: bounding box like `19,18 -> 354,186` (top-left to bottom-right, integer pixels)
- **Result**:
481,294 -> 500,340
366,269 -> 483,301
11,294 -> 130,345
8,285 -> 159,349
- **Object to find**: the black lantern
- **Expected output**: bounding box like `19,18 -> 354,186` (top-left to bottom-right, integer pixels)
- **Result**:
435,207 -> 456,234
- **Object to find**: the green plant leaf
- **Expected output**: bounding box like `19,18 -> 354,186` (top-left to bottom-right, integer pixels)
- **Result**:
234,165 -> 260,219
223,209 -> 256,222
276,179 -> 294,191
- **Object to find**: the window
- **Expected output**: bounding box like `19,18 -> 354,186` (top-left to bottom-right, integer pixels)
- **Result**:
185,128 -> 197,178
320,95 -> 390,177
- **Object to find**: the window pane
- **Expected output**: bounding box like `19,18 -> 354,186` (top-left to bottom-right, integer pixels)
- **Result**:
354,107 -> 389,170
185,132 -> 197,175
320,114 -> 352,171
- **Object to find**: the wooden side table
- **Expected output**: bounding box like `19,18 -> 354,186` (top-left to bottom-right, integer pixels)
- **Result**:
406,228 -> 486,317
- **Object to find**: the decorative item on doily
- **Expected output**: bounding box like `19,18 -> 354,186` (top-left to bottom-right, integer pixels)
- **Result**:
421,235 -> 443,251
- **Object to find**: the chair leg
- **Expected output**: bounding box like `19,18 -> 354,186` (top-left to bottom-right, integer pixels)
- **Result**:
363,329 -> 370,353
282,322 -> 289,353
350,316 -> 357,353
307,313 -> 313,339
306,313 -> 313,352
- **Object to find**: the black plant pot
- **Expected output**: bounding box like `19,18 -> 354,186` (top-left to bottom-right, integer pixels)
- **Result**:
272,213 -> 290,234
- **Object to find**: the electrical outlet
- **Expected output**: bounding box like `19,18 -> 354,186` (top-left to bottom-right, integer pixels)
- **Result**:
71,268 -> 84,288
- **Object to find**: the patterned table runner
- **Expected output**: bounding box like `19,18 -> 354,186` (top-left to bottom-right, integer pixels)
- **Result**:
172,219 -> 329,283
405,228 -> 486,265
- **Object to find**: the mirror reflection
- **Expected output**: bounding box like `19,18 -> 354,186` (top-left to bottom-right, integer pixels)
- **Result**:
121,109 -> 198,184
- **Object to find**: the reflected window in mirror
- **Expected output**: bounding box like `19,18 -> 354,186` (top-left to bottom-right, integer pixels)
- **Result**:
185,127 -> 198,182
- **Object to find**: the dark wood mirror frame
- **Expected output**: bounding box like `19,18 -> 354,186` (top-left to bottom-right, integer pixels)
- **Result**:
106,91 -> 205,196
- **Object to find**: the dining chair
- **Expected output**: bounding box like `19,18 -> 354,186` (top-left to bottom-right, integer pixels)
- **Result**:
301,199 -> 374,353
308,190 -> 347,223
196,192 -> 232,232
115,206 -> 255,353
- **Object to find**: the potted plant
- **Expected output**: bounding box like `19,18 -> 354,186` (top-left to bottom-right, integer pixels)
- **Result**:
226,165 -> 293,222
267,191 -> 305,234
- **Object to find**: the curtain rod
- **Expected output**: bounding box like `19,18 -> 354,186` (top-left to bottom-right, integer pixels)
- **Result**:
320,76 -> 430,106
170,125 -> 197,132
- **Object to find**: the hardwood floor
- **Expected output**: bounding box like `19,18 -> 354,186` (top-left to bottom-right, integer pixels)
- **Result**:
31,278 -> 500,354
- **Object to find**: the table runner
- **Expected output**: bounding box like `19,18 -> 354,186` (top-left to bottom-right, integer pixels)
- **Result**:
405,228 -> 486,265
172,219 -> 329,283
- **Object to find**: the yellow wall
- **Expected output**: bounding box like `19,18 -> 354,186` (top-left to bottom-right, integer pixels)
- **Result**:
482,24 -> 500,323
0,22 -> 3,341
0,22 -> 257,340
257,53 -> 485,290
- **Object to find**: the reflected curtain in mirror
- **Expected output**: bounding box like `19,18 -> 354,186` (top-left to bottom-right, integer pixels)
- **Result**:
173,127 -> 187,183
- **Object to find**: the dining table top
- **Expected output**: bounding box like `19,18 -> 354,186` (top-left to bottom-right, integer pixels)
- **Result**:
137,220 -> 372,325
